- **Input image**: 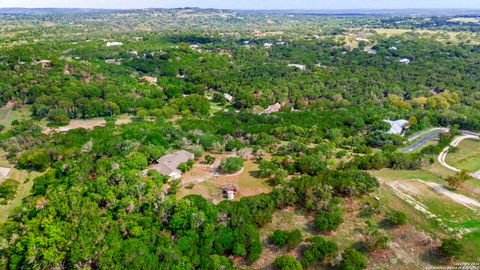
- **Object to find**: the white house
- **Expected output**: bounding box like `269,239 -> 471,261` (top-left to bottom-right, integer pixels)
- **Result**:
106,42 -> 123,47
288,64 -> 306,70
265,103 -> 282,114
384,119 -> 409,135
224,93 -> 234,102
151,150 -> 194,179
399,58 -> 411,64
263,43 -> 273,48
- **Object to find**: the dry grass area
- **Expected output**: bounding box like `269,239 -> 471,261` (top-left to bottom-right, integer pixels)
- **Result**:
179,158 -> 271,204
448,17 -> 480,23
249,209 -> 314,270
249,198 -> 440,270
373,28 -> 480,45
45,114 -> 132,133
373,168 -> 480,261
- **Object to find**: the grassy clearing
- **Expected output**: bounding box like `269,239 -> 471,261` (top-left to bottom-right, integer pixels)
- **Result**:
254,196 -> 441,269
448,18 -> 480,23
371,165 -> 480,201
178,159 -> 271,203
460,231 -> 480,261
0,105 -> 32,131
0,150 -> 43,223
209,101 -> 232,114
371,168 -> 480,261
446,139 -> 480,172
0,168 -> 41,223
373,28 -> 480,45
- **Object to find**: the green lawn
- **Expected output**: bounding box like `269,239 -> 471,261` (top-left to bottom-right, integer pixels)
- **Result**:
0,169 -> 42,223
446,139 -> 480,172
0,105 -> 33,131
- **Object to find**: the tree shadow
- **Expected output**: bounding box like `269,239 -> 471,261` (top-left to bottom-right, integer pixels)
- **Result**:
350,240 -> 368,253
248,170 -> 260,179
420,247 -> 443,266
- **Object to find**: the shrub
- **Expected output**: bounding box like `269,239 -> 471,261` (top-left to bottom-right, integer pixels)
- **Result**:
202,255 -> 234,270
178,159 -> 195,173
364,229 -> 389,251
339,248 -> 367,270
204,155 -> 215,164
259,160 -> 280,178
385,210 -> 407,226
17,149 -> 51,172
336,150 -> 348,158
314,209 -> 344,233
124,152 -> 148,170
225,139 -> 244,151
445,170 -> 471,190
47,109 -> 71,126
301,237 -> 338,267
286,229 -> 303,250
274,254 -> 303,270
269,229 -> 302,250
269,229 -> 290,248
0,179 -> 20,200
218,157 -> 244,174
439,238 -> 464,260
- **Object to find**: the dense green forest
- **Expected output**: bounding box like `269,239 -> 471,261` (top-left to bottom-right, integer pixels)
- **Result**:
0,8 -> 479,270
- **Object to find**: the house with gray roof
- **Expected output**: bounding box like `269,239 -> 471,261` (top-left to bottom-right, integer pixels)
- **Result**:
151,150 -> 194,179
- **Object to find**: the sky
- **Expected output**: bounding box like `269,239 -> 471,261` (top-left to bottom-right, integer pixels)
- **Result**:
1,0 -> 479,10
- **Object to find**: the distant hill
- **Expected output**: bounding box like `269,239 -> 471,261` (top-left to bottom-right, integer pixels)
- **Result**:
0,7 -> 478,16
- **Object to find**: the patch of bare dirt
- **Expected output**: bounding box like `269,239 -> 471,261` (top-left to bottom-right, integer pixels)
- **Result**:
418,180 -> 480,210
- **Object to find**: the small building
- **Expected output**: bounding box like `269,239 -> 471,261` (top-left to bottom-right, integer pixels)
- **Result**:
151,150 -> 194,180
106,41 -> 123,47
265,102 -> 282,114
33,60 -> 52,69
140,76 -> 158,84
288,64 -> 306,70
0,167 -> 11,178
399,58 -> 411,64
222,184 -> 238,200
227,190 -> 235,200
263,43 -> 273,48
105,59 -> 120,65
384,119 -> 409,135
389,46 -> 398,51
224,93 -> 234,102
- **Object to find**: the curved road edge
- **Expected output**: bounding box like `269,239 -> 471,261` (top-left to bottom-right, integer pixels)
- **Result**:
438,134 -> 480,180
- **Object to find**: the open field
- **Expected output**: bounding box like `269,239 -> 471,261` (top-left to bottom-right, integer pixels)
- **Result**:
0,151 -> 42,223
445,139 -> 480,173
0,105 -> 33,131
179,159 -> 271,203
373,28 -> 480,44
44,114 -> 132,133
448,17 -> 480,23
251,197 -> 441,270
371,168 -> 480,261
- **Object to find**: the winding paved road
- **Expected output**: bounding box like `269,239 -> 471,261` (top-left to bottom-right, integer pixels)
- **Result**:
401,128 -> 480,180
402,128 -> 448,154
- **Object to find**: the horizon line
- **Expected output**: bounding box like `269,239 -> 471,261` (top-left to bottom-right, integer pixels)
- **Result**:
1,7 -> 479,11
